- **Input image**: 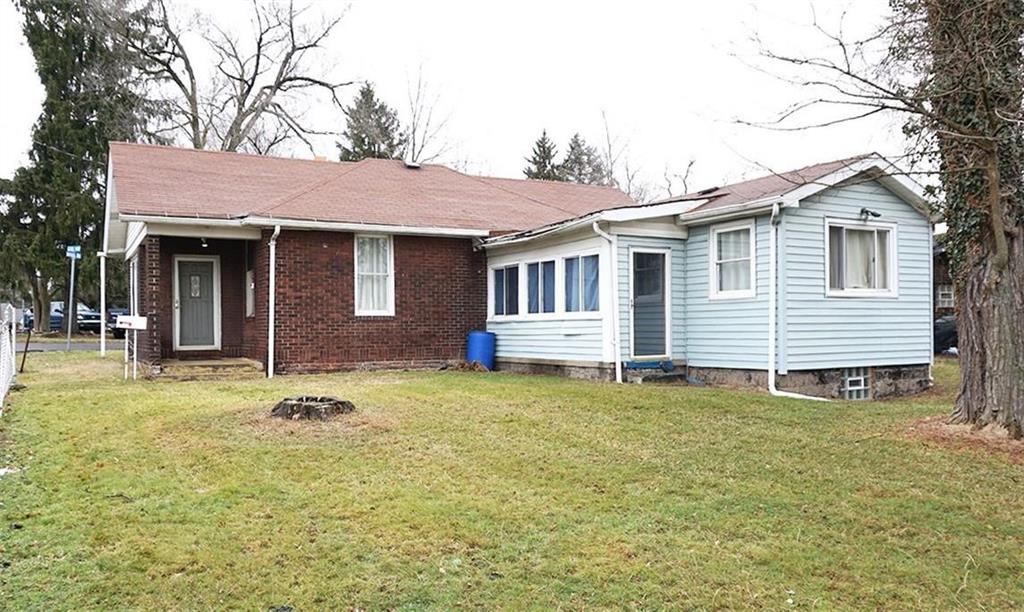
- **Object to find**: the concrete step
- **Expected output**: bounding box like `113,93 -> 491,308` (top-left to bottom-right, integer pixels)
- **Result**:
161,358 -> 264,381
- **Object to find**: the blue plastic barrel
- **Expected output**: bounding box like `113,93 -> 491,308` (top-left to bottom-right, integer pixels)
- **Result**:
466,330 -> 497,371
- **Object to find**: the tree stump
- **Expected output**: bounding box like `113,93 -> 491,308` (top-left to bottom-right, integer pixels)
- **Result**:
270,396 -> 355,421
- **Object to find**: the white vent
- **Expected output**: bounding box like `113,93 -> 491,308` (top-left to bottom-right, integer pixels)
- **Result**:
404,159 -> 421,169
842,367 -> 870,400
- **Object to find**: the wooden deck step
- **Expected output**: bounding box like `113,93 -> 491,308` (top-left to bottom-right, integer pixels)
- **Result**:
161,358 -> 264,381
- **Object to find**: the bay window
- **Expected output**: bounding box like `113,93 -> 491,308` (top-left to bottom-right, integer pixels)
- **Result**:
710,220 -> 755,299
827,221 -> 896,296
355,234 -> 394,315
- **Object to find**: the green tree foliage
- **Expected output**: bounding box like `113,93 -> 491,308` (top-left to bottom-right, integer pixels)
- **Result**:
523,130 -> 562,180
560,133 -> 609,185
1,0 -> 154,330
337,83 -> 407,161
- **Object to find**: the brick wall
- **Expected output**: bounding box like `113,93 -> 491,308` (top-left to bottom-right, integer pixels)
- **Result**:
136,236 -> 162,369
270,230 -> 487,373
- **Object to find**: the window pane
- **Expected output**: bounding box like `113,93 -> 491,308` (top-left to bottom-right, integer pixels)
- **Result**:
357,274 -> 387,311
583,255 -> 600,311
845,229 -> 875,289
494,268 -> 505,315
876,229 -> 889,289
717,228 -> 749,260
828,226 -> 844,289
505,266 -> 519,315
565,257 -> 580,311
527,263 -> 539,314
245,269 -> 255,317
542,260 -> 555,313
719,260 -> 750,291
357,236 -> 388,273
634,252 -> 663,297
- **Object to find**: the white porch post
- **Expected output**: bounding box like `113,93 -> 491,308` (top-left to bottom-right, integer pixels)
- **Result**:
99,251 -> 106,356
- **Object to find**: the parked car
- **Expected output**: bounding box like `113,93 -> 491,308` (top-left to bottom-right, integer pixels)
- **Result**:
23,302 -> 102,333
108,307 -> 130,339
934,314 -> 958,353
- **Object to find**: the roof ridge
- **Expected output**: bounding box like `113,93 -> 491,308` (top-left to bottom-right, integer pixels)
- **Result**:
460,170 -> 597,217
474,172 -> 626,192
255,158 -> 372,217
678,153 -> 875,199
109,141 -> 354,166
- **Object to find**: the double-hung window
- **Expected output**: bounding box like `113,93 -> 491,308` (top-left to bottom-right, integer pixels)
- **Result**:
527,260 -> 556,314
355,235 -> 394,315
827,221 -> 896,296
710,220 -> 755,299
565,254 -> 600,312
493,264 -> 519,316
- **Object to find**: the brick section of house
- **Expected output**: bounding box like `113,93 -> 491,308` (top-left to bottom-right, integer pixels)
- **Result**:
156,237 -> 249,359
136,235 -> 162,371
241,233 -> 270,364
271,230 -> 486,373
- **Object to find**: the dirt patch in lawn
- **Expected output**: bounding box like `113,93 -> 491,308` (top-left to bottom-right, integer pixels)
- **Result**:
239,405 -> 397,441
906,415 -> 1024,464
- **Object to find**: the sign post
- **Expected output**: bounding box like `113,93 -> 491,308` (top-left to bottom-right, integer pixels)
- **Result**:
116,315 -> 147,380
65,245 -> 82,351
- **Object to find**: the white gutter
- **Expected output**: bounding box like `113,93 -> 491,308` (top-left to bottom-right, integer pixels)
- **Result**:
591,221 -> 623,383
267,225 -> 281,378
768,202 -> 828,402
242,216 -> 489,237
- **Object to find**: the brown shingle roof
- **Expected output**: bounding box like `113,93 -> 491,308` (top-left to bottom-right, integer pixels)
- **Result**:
667,155 -> 873,213
109,142 -> 634,233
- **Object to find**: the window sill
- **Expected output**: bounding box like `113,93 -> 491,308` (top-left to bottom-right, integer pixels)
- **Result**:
488,312 -> 602,323
355,311 -> 396,317
708,291 -> 757,302
825,290 -> 899,299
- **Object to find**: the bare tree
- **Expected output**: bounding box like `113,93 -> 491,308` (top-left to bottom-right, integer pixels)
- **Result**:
601,111 -> 654,202
403,67 -> 451,164
663,160 -> 696,198
109,0 -> 352,153
753,1 -> 1024,436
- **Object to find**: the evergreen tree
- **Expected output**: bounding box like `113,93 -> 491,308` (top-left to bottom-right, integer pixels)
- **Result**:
523,130 -> 562,180
1,0 -> 153,331
560,133 -> 609,185
337,83 -> 406,161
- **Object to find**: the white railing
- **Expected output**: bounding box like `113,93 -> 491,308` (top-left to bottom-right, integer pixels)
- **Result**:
0,304 -> 16,410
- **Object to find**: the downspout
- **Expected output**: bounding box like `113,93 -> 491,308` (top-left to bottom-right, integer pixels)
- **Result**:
99,251 -> 106,357
592,221 -> 623,383
768,203 -> 828,401
267,225 -> 281,378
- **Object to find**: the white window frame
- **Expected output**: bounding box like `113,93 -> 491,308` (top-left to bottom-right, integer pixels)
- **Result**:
564,253 -> 601,313
824,218 -> 899,298
936,284 -> 954,308
709,219 -> 757,301
489,262 -> 522,319
354,234 -> 395,316
525,258 -> 557,315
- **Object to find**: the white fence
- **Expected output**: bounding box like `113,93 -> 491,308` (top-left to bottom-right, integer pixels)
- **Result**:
0,304 -> 15,409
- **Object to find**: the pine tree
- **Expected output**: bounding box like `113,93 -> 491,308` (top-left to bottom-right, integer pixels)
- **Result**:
560,133 -> 609,185
1,0 -> 153,332
337,83 -> 407,161
523,130 -> 562,180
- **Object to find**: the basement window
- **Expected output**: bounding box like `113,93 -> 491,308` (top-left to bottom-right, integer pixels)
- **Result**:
842,367 -> 870,400
936,284 -> 954,308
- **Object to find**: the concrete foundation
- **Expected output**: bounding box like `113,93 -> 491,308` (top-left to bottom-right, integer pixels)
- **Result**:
494,357 -> 614,381
687,364 -> 932,399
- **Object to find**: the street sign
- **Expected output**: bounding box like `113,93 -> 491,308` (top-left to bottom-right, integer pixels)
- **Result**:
115,315 -> 148,330
66,245 -> 82,260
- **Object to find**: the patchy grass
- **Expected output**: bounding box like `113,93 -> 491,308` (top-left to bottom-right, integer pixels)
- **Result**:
0,354 -> 1021,609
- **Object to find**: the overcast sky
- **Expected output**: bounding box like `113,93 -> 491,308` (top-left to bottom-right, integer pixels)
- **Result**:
0,0 -> 904,196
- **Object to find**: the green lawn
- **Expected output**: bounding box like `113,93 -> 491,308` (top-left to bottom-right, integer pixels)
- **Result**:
1,354 -> 1021,609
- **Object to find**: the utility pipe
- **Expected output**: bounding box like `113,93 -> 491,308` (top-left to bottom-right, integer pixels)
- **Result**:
267,225 -> 281,378
768,202 -> 828,402
592,221 -> 623,383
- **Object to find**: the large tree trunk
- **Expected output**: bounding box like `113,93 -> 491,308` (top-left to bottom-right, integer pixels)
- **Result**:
951,237 -> 1024,437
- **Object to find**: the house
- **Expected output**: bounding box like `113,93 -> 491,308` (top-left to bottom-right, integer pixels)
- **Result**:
481,154 -> 935,399
101,144 -> 934,399
933,243 -> 955,318
99,142 -> 632,375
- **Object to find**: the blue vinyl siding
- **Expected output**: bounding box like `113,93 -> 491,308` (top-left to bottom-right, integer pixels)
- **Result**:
617,236 -> 686,361
487,318 -> 604,361
683,215 -> 771,369
782,180 -> 932,370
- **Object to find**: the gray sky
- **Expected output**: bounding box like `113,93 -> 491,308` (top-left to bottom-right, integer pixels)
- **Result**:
0,0 -> 904,196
